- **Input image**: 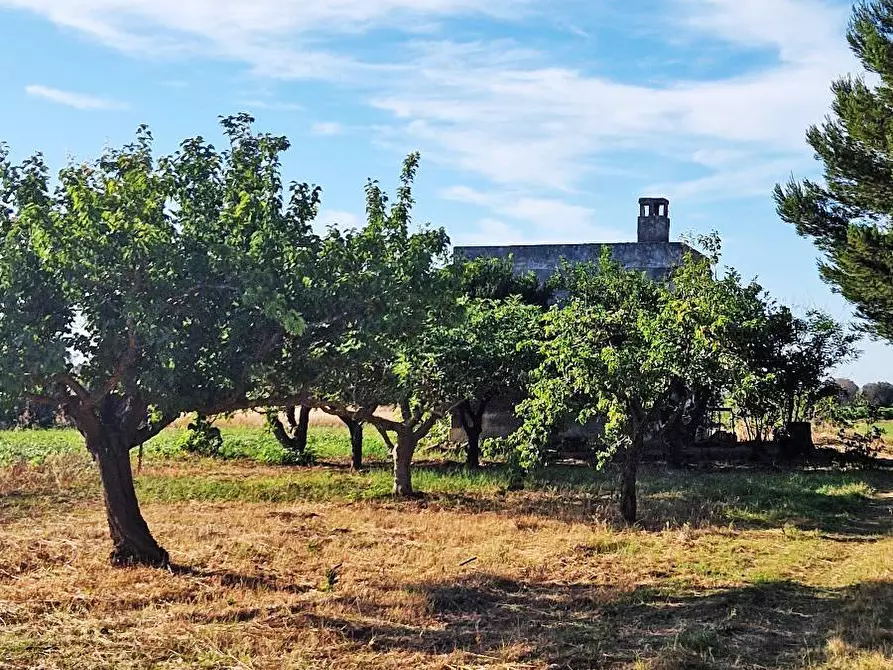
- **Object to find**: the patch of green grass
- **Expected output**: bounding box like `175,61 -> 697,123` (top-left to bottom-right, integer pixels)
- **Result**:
0,424 -> 390,467
135,463 -> 515,505
638,470 -> 883,532
0,429 -> 84,466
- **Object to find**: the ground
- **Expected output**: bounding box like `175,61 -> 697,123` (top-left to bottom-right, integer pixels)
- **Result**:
0,423 -> 891,670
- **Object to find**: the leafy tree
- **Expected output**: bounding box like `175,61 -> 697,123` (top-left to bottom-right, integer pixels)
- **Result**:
658,235 -> 770,466
441,297 -> 542,468
0,115 -> 321,565
448,255 -> 550,467
861,381 -> 893,407
516,241 -> 773,522
457,255 -> 552,308
776,312 -> 860,425
834,378 -> 860,404
271,153 -> 461,495
774,0 -> 893,342
729,306 -> 859,442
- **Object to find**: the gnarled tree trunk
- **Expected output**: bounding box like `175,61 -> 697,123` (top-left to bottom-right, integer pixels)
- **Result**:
289,405 -> 311,453
73,398 -> 169,567
270,405 -> 313,463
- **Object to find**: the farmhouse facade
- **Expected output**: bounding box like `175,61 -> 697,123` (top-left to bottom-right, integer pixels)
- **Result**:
453,197 -> 696,283
450,197 -> 699,444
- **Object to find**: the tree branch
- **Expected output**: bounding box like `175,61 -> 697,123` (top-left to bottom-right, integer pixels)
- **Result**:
373,423 -> 396,452
54,374 -> 91,404
93,322 -> 138,406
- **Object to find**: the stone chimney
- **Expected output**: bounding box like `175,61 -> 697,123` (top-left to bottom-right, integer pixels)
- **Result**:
637,197 -> 670,243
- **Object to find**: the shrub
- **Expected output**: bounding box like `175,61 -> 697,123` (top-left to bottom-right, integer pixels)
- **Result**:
175,414 -> 223,458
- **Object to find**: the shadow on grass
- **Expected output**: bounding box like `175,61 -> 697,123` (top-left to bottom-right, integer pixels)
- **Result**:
314,576 -> 893,669
169,564 -> 311,595
127,460 -> 893,536
392,463 -> 893,536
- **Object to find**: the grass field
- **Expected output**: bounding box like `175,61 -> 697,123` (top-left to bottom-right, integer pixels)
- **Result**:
0,425 -> 891,669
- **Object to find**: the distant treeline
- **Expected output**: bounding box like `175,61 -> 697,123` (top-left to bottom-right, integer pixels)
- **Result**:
833,379 -> 893,418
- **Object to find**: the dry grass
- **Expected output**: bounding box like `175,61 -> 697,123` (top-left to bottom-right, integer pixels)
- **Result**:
0,451 -> 891,669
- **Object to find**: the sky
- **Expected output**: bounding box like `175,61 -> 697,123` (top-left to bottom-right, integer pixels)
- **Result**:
0,0 -> 889,384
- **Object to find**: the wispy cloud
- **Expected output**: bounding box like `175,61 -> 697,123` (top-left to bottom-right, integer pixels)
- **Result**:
25,84 -> 128,110
311,122 -> 344,136
0,0 -> 533,79
442,185 -> 624,244
3,0 -> 862,242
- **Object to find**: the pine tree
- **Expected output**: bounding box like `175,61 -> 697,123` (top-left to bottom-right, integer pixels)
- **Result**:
775,0 -> 893,341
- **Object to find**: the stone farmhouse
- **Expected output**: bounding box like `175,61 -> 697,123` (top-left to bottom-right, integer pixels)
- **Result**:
449,197 -> 702,444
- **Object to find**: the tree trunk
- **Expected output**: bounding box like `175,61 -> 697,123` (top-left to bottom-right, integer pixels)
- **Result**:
393,431 -> 416,496
619,435 -> 644,525
270,406 -> 312,464
456,399 -> 487,469
295,405 -> 311,454
466,426 -> 481,469
86,431 -> 169,567
664,411 -> 685,469
341,417 -> 364,470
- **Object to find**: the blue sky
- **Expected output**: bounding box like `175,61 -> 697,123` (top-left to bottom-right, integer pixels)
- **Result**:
0,0 -> 889,384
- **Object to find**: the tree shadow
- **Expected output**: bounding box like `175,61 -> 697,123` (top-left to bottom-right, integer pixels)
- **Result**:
314,576 -> 893,669
169,564 -> 310,595
387,463 -> 893,537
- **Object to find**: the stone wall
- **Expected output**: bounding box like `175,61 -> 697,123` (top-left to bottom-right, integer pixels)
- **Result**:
453,241 -> 693,283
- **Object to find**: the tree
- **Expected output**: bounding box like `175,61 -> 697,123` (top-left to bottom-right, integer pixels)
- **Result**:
517,247 -> 726,522
861,381 -> 893,407
729,306 -> 859,443
834,378 -> 860,404
270,153 -> 461,495
774,0 -> 893,342
776,312 -> 860,426
449,255 -> 548,468
516,240 -> 771,522
457,255 -> 552,308
441,297 -> 542,468
0,115 -> 321,566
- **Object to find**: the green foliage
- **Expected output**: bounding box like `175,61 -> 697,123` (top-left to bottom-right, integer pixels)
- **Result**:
0,114 -> 323,439
729,305 -> 859,440
774,0 -> 893,342
175,414 -> 223,458
290,154 -> 458,429
456,255 -> 552,307
516,240 -> 742,470
516,250 -> 660,468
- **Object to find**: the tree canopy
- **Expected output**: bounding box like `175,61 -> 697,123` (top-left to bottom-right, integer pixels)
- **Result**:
0,115 -> 322,565
774,0 -> 893,342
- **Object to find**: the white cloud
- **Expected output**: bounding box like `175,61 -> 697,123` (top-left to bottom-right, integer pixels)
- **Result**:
442,185 -> 625,244
311,122 -> 344,136
3,0 -> 864,226
0,0 -> 532,79
644,158 -> 799,202
25,84 -> 127,110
